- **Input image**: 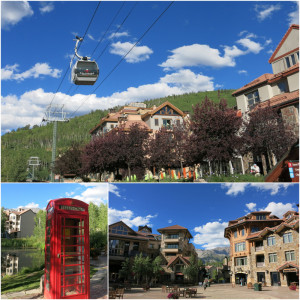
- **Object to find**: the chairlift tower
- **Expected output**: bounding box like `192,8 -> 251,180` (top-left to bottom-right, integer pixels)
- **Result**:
28,156 -> 40,181
43,105 -> 69,182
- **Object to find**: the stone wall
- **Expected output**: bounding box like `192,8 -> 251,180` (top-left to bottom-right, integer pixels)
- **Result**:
281,105 -> 299,138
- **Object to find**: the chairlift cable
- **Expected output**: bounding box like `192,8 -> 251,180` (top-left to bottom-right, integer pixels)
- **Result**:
69,1 -> 174,118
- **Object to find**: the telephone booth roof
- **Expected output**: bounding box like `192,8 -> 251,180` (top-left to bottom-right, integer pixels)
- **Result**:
46,198 -> 89,212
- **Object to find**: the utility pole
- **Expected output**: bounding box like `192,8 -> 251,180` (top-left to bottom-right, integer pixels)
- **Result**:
43,105 -> 69,182
28,156 -> 40,181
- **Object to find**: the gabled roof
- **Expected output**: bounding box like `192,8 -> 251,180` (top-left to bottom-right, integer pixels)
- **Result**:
277,262 -> 299,272
142,101 -> 186,119
109,221 -> 137,235
269,24 -> 299,64
166,255 -> 191,268
158,225 -> 188,231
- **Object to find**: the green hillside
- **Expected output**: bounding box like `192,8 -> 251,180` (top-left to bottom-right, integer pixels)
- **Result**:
1,89 -> 236,182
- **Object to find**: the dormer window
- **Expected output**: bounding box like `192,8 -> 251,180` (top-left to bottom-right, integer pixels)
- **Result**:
246,90 -> 260,110
285,52 -> 299,69
256,214 -> 266,220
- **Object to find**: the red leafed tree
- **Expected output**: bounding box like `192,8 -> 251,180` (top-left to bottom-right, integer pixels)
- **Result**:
189,97 -> 243,171
81,123 -> 149,181
54,143 -> 83,177
242,105 -> 294,165
120,123 -> 150,180
147,123 -> 189,173
81,129 -> 125,179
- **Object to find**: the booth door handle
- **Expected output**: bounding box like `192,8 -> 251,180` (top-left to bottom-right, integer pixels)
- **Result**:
57,253 -> 60,258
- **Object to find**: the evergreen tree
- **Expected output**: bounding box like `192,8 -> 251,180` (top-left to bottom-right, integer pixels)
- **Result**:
183,255 -> 199,284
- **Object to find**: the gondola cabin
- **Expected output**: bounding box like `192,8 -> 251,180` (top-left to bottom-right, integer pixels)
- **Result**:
72,60 -> 99,85
44,198 -> 90,299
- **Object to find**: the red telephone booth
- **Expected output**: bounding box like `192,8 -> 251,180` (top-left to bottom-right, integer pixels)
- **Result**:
44,198 -> 90,299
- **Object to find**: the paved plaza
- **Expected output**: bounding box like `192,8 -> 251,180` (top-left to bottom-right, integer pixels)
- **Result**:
122,284 -> 299,299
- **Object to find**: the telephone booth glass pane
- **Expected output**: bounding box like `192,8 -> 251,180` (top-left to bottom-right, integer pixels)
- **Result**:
61,217 -> 85,297
45,217 -> 52,291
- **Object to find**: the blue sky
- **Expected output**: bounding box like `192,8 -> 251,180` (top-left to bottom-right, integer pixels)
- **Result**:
1,183 -> 108,209
109,183 -> 299,249
1,1 -> 299,133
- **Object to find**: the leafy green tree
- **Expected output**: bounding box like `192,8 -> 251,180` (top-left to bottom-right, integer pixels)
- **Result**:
119,258 -> 131,281
152,256 -> 163,283
183,255 -> 199,284
1,207 -> 8,234
132,253 -> 145,285
32,210 -> 46,240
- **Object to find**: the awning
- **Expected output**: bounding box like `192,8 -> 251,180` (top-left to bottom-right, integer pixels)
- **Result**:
283,268 -> 297,273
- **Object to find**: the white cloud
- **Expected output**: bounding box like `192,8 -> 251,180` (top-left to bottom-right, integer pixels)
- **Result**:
87,34 -> 95,41
1,69 -> 215,132
254,183 -> 290,195
261,202 -> 296,218
108,31 -> 129,40
222,183 -> 290,196
110,41 -> 153,63
1,63 -> 62,81
20,202 -> 40,209
108,208 -> 157,228
238,70 -> 248,75
236,38 -> 263,54
193,221 -> 229,249
222,183 -> 249,196
39,2 -> 54,14
255,4 -> 281,21
110,184 -> 121,197
288,2 -> 299,25
245,202 -> 257,211
160,69 -> 214,92
159,44 -> 243,70
1,1 -> 33,29
168,219 -> 173,224
72,184 -> 108,205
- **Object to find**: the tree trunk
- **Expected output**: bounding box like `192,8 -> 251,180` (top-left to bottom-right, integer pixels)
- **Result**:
128,165 -> 131,182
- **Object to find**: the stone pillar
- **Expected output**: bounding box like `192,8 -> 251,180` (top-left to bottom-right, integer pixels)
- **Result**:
281,105 -> 299,138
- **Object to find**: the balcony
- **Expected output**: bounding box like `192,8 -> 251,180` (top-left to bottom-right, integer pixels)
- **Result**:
161,247 -> 179,254
256,262 -> 265,267
255,246 -> 264,252
164,238 -> 179,243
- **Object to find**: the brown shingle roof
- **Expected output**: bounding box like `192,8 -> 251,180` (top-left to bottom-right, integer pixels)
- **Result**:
253,90 -> 299,111
158,225 -> 188,231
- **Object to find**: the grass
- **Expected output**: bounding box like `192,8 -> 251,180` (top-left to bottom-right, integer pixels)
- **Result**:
204,174 -> 265,182
1,265 -> 100,295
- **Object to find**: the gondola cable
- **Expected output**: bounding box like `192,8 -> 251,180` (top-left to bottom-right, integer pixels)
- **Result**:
69,1 -> 174,118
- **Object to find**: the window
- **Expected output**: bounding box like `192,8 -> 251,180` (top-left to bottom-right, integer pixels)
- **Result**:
166,244 -> 179,249
132,242 -> 139,251
163,119 -> 172,128
109,239 -> 125,255
251,227 -> 260,233
155,119 -> 159,126
235,242 -> 246,252
110,124 -> 114,129
166,234 -> 179,239
285,250 -> 295,261
247,90 -> 260,110
111,225 -> 128,235
267,236 -> 276,246
285,52 -> 298,69
269,253 -> 277,263
256,215 -> 266,220
234,231 -> 237,238
277,80 -> 289,94
241,229 -> 245,236
283,232 -> 293,243
235,257 -> 247,266
149,244 -> 154,249
285,56 -> 291,68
